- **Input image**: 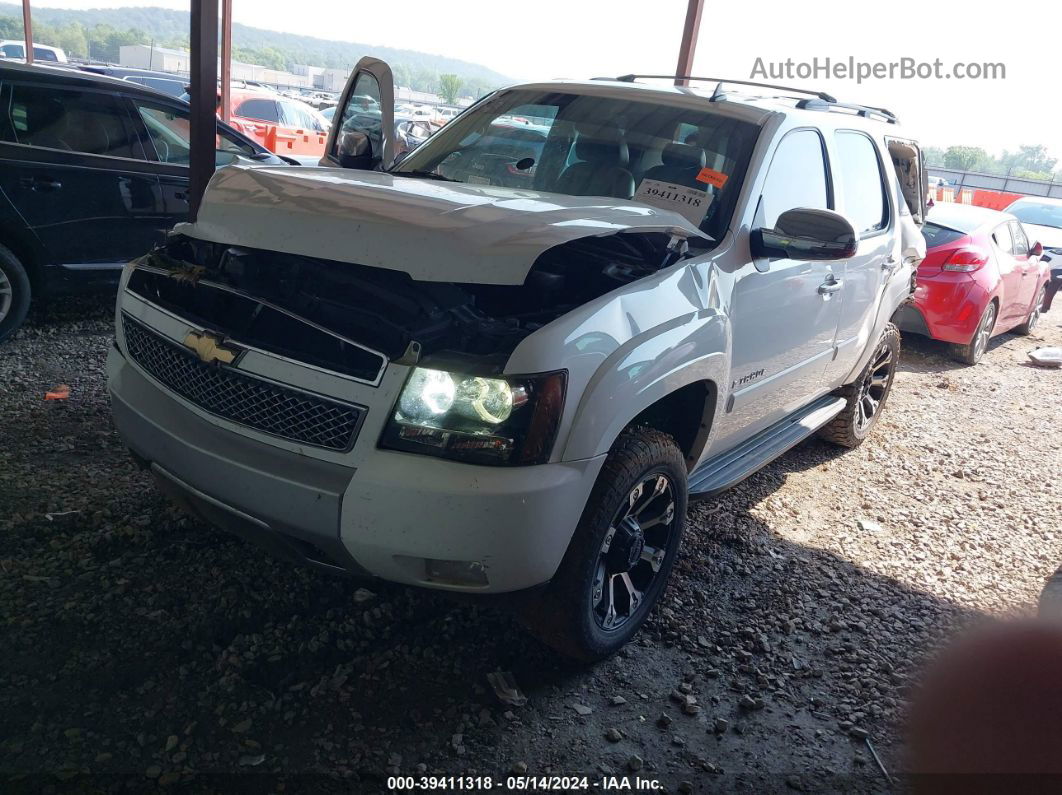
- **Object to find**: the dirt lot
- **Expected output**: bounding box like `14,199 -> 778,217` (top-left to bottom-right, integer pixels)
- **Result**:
2,296 -> 1060,793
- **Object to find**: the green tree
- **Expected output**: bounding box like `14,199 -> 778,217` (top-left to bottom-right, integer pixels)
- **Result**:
438,73 -> 461,104
392,62 -> 413,90
52,23 -> 89,59
943,145 -> 991,172
923,146 -> 945,167
999,144 -> 1057,176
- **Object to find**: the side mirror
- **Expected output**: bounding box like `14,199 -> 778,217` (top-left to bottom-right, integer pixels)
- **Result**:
1031,241 -> 1044,258
337,129 -> 375,170
751,208 -> 858,261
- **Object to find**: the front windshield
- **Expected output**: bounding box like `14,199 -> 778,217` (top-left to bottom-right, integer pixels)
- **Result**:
1009,201 -> 1062,230
393,89 -> 760,241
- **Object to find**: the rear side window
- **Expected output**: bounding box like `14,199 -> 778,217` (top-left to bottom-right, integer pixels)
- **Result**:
921,222 -> 965,248
759,129 -> 830,228
0,83 -> 138,158
33,48 -> 59,62
835,132 -> 889,235
279,101 -> 323,132
236,98 -> 280,123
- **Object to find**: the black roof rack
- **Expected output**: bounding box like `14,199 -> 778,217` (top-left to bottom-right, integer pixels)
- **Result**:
795,97 -> 898,124
612,74 -> 838,103
607,74 -> 900,124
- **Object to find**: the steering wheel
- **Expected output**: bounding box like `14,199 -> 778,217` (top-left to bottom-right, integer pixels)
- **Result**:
156,137 -> 170,162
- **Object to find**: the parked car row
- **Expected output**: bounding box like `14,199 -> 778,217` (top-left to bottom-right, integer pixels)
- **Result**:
0,61 -> 295,341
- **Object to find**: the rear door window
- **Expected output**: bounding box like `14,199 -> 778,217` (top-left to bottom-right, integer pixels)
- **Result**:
760,129 -> 830,228
236,98 -> 280,124
0,83 -> 139,159
279,101 -> 324,132
835,131 -> 889,235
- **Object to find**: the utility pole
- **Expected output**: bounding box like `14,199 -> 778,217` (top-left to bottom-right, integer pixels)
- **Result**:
21,0 -> 33,65
220,0 -> 232,123
674,0 -> 704,86
188,0 -> 219,221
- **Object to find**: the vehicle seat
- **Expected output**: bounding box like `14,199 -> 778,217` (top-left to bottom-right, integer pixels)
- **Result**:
555,134 -> 635,200
643,142 -> 707,190
22,97 -> 72,151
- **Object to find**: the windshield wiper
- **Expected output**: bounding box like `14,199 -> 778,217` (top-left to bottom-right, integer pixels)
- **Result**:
395,169 -> 457,182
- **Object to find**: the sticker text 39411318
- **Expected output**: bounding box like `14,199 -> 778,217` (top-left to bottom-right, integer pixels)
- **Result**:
633,179 -> 709,225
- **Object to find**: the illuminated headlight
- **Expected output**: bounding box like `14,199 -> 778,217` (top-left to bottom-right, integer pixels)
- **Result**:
381,367 -> 566,465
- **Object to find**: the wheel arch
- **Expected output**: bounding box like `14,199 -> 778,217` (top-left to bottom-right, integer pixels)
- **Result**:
560,340 -> 729,472
0,220 -> 48,294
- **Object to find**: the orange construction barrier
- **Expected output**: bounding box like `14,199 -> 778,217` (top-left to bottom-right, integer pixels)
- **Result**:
931,187 -> 1022,213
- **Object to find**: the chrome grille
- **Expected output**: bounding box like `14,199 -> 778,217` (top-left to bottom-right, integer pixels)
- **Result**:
122,315 -> 364,452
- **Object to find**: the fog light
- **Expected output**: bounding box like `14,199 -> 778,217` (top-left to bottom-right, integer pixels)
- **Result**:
425,558 -> 489,587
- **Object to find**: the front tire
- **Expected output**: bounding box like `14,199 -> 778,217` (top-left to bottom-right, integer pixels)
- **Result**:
1039,567 -> 1062,619
1014,285 -> 1046,336
818,323 -> 900,449
520,427 -> 687,663
0,244 -> 32,344
951,301 -> 996,365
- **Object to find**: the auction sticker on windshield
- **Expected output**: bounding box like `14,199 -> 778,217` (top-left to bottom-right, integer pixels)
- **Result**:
633,179 -> 708,225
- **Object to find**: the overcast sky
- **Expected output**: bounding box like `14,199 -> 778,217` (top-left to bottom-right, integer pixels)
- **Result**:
24,0 -> 1062,159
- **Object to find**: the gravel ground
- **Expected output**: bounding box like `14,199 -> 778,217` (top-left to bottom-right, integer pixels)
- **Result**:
2,295 -> 1060,793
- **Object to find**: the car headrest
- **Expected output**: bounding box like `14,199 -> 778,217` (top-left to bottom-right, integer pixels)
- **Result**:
24,96 -> 67,133
574,134 -> 629,166
661,142 -> 706,169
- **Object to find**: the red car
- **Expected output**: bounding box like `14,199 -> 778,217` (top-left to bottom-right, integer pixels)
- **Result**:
894,203 -> 1049,364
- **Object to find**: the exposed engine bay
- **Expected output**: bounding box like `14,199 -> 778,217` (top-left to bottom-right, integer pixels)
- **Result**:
129,231 -> 697,375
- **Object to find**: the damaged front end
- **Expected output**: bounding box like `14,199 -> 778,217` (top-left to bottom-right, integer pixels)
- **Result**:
127,229 -> 702,379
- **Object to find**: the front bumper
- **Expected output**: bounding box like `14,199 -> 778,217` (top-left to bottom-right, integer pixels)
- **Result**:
108,345 -> 605,593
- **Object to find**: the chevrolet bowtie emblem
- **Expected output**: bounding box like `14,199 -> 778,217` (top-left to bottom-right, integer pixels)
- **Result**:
183,330 -> 238,365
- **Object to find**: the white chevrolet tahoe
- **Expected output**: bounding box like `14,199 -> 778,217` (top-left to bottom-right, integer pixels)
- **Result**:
107,60 -> 927,660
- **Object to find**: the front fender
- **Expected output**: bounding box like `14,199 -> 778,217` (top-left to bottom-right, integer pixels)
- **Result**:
560,312 -> 729,463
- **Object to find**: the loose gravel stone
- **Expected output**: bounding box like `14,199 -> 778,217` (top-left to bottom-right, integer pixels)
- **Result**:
3,296 -> 1059,792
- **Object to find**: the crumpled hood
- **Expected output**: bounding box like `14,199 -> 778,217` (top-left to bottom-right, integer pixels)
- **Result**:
1022,222 -> 1062,251
175,165 -> 710,285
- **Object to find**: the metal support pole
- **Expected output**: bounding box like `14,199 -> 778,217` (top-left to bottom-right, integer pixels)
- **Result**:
21,0 -> 33,65
220,0 -> 232,123
188,0 -> 219,221
674,0 -> 704,86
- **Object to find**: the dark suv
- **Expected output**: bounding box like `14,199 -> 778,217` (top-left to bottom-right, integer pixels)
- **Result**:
0,61 -> 292,342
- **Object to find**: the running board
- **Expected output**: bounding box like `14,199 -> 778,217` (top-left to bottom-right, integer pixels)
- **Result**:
688,395 -> 847,498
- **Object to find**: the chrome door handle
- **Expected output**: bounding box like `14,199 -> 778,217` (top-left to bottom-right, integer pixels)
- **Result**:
818,279 -> 844,295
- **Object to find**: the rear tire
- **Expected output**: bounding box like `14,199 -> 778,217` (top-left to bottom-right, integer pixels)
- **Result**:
0,244 -> 31,344
951,301 -> 996,365
519,426 -> 687,663
1014,285 -> 1046,336
818,323 -> 900,449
